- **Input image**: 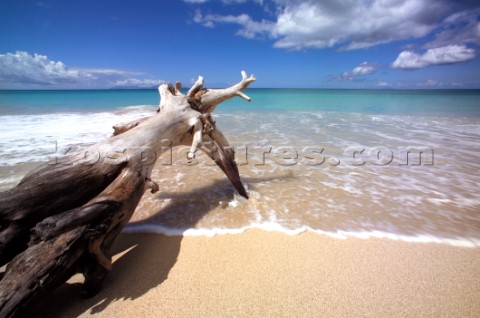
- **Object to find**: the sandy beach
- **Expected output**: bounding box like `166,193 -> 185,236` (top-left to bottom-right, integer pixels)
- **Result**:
42,230 -> 480,317
2,0 -> 480,317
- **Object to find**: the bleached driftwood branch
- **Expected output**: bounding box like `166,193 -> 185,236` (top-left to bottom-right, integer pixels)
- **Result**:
189,71 -> 256,114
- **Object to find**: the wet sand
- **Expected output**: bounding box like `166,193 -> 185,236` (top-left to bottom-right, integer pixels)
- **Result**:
44,230 -> 480,317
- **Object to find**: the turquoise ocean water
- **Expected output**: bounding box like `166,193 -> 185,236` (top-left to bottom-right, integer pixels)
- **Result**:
1,89 -> 479,246
1,88 -> 480,115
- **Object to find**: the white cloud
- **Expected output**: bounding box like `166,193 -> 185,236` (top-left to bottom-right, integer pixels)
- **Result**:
113,78 -> 164,87
0,51 -> 163,89
337,62 -> 376,80
374,79 -> 480,89
192,0 -> 461,50
74,68 -> 141,76
0,51 -> 81,85
194,10 -> 273,38
351,63 -> 376,76
391,45 -> 476,69
377,81 -> 389,87
425,79 -> 440,87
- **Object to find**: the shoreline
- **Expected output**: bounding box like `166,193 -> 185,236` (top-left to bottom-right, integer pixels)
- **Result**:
123,224 -> 480,248
44,229 -> 480,317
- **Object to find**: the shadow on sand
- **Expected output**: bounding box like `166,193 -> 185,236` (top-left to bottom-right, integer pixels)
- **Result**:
43,174 -> 295,317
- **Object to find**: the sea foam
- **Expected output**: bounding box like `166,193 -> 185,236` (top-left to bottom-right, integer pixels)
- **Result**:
0,106 -> 155,166
123,223 -> 480,248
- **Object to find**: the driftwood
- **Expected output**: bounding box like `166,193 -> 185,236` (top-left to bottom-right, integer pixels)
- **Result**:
0,71 -> 255,317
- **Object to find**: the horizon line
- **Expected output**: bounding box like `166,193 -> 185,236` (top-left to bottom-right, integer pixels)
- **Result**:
1,87 -> 480,91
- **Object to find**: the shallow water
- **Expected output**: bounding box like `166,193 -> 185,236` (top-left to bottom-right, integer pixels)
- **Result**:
1,89 -> 479,246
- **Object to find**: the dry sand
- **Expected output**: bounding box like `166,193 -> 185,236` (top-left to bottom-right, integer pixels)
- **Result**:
44,230 -> 480,317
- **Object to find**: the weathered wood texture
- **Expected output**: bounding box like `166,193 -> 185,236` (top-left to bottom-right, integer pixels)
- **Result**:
0,72 -> 255,317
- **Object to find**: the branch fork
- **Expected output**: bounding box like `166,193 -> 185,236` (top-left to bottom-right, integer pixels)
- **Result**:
157,71 -> 255,162
184,71 -> 255,114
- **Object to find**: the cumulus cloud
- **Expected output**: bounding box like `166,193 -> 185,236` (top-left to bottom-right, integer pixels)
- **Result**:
272,0 -> 447,50
336,62 -> 376,81
192,0 -> 466,50
391,45 -> 476,69
0,51 -> 84,86
0,51 -> 163,89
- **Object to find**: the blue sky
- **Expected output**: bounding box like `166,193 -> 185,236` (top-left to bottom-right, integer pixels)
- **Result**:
0,0 -> 479,89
